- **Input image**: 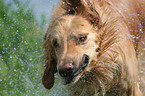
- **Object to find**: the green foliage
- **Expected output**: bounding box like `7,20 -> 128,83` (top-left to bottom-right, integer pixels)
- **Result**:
0,0 -> 46,95
0,0 -> 67,95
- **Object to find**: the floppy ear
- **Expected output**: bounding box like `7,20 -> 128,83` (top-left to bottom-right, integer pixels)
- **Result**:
42,34 -> 57,89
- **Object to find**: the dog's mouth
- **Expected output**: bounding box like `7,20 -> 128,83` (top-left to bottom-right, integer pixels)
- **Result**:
62,54 -> 89,85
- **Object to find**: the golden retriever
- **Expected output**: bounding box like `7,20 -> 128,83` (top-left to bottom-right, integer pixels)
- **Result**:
42,0 -> 145,95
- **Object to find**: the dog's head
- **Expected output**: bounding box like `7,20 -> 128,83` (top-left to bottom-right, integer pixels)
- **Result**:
42,15 -> 100,89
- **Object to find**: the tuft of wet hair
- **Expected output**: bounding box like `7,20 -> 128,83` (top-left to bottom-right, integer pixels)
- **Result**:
62,0 -> 101,26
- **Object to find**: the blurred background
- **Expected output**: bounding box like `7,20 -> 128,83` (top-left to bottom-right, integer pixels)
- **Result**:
0,0 -> 67,95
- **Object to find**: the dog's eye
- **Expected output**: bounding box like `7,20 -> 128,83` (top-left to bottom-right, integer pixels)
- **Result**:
78,36 -> 87,43
53,39 -> 58,48
76,35 -> 87,45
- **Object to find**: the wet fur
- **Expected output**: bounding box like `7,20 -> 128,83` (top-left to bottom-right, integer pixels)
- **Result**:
42,0 -> 145,95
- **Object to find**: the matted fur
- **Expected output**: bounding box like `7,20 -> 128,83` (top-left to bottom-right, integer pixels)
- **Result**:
42,0 -> 145,95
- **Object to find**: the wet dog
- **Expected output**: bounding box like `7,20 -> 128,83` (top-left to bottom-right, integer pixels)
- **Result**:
42,0 -> 145,95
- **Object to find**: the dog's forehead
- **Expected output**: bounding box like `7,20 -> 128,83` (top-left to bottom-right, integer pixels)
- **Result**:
55,15 -> 93,36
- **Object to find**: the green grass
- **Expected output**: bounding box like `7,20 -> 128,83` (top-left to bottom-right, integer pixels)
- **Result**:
0,0 -> 67,95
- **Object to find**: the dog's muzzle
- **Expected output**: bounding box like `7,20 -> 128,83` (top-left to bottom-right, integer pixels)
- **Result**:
58,54 -> 89,84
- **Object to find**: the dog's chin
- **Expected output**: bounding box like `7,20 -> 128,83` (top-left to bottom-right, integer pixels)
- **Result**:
61,54 -> 89,85
61,72 -> 84,85
63,64 -> 88,85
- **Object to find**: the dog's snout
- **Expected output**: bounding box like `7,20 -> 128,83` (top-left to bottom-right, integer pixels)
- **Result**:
59,62 -> 74,77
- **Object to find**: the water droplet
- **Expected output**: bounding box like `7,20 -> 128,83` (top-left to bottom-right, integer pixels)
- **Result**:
136,36 -> 139,39
30,58 -> 32,61
10,55 -> 13,58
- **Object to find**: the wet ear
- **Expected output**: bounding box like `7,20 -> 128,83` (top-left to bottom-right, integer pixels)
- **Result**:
42,58 -> 57,89
42,36 -> 57,89
62,0 -> 85,14
62,0 -> 101,26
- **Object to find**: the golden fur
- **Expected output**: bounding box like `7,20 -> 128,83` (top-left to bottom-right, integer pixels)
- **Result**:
42,0 -> 145,95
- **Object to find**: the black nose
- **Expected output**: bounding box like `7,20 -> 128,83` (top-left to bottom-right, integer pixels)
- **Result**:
58,62 -> 74,77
